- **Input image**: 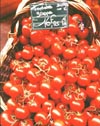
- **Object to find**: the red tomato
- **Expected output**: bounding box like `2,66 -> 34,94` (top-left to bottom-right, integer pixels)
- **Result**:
51,42 -> 64,55
53,119 -> 66,126
34,111 -> 49,125
21,45 -> 34,60
34,45 -> 44,57
90,68 -> 100,81
21,18 -> 30,25
30,30 -> 44,44
71,14 -> 83,24
1,110 -> 19,126
77,47 -> 87,59
15,105 -> 30,119
15,51 -> 22,59
40,81 -> 52,95
87,44 -> 100,58
6,98 -> 17,112
47,63 -> 62,76
88,115 -> 100,126
22,24 -> 31,38
19,119 -> 33,126
57,28 -> 67,38
86,81 -> 100,98
51,75 -> 65,90
26,82 -> 39,93
91,94 -> 100,108
67,22 -> 79,35
65,70 -> 77,83
70,114 -> 87,126
42,100 -> 55,113
19,35 -> 29,45
51,108 -> 64,120
82,57 -> 95,69
78,28 -> 89,39
70,98 -> 85,112
8,85 -> 23,98
26,68 -> 43,83
34,91 -> 48,104
27,99 -> 40,113
3,81 -> 13,95
61,91 -> 74,105
78,74 -> 90,87
63,47 -> 76,59
42,35 -> 53,49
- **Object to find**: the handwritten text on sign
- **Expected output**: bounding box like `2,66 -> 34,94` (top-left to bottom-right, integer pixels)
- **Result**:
30,1 -> 68,30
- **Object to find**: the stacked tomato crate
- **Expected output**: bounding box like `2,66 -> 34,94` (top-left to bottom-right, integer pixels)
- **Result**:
0,0 -> 100,126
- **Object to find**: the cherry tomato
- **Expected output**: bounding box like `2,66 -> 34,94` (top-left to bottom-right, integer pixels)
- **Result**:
78,74 -> 90,87
19,119 -> 33,126
22,24 -> 31,38
90,68 -> 100,81
70,98 -> 85,112
51,42 -> 63,55
51,75 -> 65,90
21,45 -> 34,60
1,110 -> 19,126
30,30 -> 44,44
27,99 -> 40,113
42,35 -> 53,49
63,47 -> 76,59
34,111 -> 49,125
26,68 -> 43,83
78,28 -> 89,39
70,113 -> 87,126
65,70 -> 77,83
86,81 -> 100,98
42,100 -> 55,113
34,45 -> 44,57
88,115 -> 100,126
15,105 -> 30,119
87,44 -> 100,58
19,35 -> 29,45
53,119 -> 66,126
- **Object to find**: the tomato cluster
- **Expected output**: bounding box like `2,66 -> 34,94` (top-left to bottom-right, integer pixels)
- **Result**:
1,14 -> 100,126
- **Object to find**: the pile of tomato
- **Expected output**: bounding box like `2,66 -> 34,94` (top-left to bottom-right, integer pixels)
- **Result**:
1,14 -> 100,126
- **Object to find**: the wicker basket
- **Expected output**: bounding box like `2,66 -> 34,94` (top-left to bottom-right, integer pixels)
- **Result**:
0,0 -> 100,119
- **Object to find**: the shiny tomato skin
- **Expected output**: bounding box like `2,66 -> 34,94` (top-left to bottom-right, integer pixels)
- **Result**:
3,81 -> 13,96
70,99 -> 85,112
88,115 -> 100,126
1,110 -> 19,126
42,100 -> 55,113
34,111 -> 49,125
78,74 -> 90,87
87,44 -> 100,58
51,42 -> 63,55
15,105 -> 30,119
19,35 -> 29,45
65,70 -> 77,83
30,30 -> 44,44
26,68 -> 43,83
51,75 -> 65,90
86,81 -> 100,98
70,114 -> 87,126
19,119 -> 33,126
53,119 -> 66,126
63,47 -> 76,60
90,68 -> 100,81
22,24 -> 31,38
6,98 -> 17,112
78,28 -> 89,39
